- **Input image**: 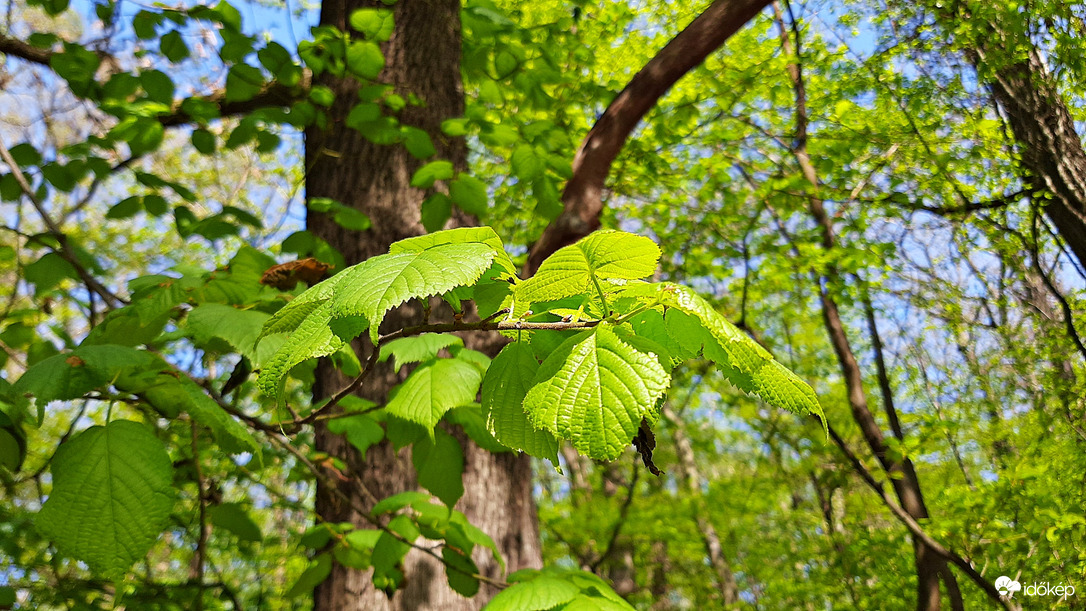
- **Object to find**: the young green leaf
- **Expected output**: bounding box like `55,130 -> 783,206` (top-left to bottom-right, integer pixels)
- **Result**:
651,283 -> 823,421
180,380 -> 261,456
379,333 -> 464,368
522,325 -> 670,461
187,303 -> 270,361
515,230 -> 660,306
37,420 -> 175,578
390,226 -> 516,277
412,428 -> 464,507
385,358 -> 482,434
483,574 -> 580,611
331,243 -> 495,341
258,301 -> 368,397
480,342 -> 559,464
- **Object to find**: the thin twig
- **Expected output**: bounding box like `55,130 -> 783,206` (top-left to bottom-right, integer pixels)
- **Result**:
0,139 -> 127,307
189,422 -> 208,611
589,462 -> 640,571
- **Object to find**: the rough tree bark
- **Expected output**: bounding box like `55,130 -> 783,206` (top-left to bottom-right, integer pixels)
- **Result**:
973,48 -> 1086,270
303,1 -> 540,608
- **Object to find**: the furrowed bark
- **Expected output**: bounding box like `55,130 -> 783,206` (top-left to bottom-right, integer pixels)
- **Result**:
304,1 -> 539,608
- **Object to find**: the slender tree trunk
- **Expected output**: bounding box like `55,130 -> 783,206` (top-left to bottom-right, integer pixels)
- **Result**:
662,404 -> 740,606
770,5 -> 958,608
304,1 -> 540,608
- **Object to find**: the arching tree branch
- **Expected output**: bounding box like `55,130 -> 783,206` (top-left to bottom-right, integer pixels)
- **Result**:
525,0 -> 773,274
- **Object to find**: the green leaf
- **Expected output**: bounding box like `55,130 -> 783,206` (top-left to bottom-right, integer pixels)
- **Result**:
385,358 -> 482,435
652,283 -> 822,421
510,144 -> 542,180
14,345 -> 156,419
82,306 -> 170,347
379,333 -> 463,368
259,301 -> 367,397
349,8 -> 395,41
410,160 -> 455,189
260,271 -> 351,338
192,129 -> 216,154
187,303 -> 271,361
421,192 -> 453,232
331,243 -> 495,342
413,428 -> 464,507
332,206 -> 371,231
0,413 -> 26,472
38,420 -> 175,577
445,404 -> 508,453
346,41 -> 385,80
372,491 -> 430,515
522,325 -> 669,461
449,174 -> 488,215
481,342 -> 559,463
390,226 -> 516,277
24,253 -> 79,296
50,44 -> 100,95
285,553 -> 332,598
160,30 -> 190,62
181,380 -> 261,456
225,64 -> 264,102
326,413 -> 384,459
208,503 -> 262,542
483,575 -> 580,611
442,547 -> 480,597
140,69 -> 175,104
515,230 -> 660,306
402,126 -> 436,159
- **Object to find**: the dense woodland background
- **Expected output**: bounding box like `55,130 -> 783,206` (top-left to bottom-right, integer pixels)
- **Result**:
0,0 -> 1084,609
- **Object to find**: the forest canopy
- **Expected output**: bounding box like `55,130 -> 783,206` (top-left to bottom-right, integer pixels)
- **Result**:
0,0 -> 1084,609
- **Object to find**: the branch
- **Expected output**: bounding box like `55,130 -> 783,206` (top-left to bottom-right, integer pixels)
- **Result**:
0,138 -> 127,307
825,423 -> 1017,611
525,0 -> 773,274
159,78 -> 309,127
0,33 -> 307,128
0,33 -> 52,65
888,189 -> 1028,216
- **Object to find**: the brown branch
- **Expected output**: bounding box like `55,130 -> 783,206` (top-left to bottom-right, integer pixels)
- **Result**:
525,0 -> 773,274
0,33 -> 52,65
0,138 -> 127,307
159,78 -> 309,127
0,33 -> 307,128
825,423 -> 1017,611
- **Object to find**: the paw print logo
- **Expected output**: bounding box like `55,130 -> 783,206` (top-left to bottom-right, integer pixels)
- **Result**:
995,575 -> 1022,598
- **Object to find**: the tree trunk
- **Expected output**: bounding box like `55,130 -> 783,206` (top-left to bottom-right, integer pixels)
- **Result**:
662,404 -> 740,606
304,1 -> 541,608
978,47 -> 1086,270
